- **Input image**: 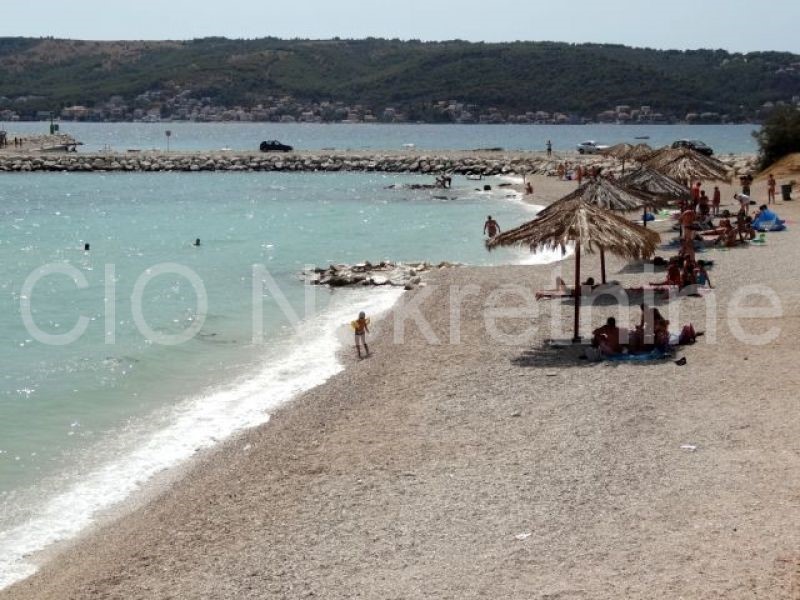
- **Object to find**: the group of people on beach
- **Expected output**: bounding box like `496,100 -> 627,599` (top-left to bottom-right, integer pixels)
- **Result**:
556,162 -> 583,183
677,177 -> 786,260
649,254 -> 713,291
591,306 -> 698,358
591,174 -> 787,359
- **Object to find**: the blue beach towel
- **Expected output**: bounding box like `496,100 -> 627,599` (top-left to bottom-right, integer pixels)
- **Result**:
752,208 -> 787,232
605,349 -> 669,362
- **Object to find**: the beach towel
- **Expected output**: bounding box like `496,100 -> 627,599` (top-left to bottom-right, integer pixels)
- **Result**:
752,208 -> 786,232
666,238 -> 706,250
605,349 -> 670,362
753,219 -> 786,232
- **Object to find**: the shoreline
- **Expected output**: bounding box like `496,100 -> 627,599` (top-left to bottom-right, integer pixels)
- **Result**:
5,177 -> 800,598
0,286 -> 406,590
0,178 -> 554,590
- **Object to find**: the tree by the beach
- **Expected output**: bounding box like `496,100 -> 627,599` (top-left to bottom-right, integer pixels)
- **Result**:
755,106 -> 800,169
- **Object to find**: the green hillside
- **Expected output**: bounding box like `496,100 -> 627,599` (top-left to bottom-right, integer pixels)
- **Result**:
1,37 -> 798,120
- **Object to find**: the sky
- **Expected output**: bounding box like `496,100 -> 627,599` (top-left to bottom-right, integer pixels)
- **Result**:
1,0 -> 799,54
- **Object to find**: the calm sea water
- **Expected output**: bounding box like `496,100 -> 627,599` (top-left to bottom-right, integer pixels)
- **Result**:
1,122 -> 760,154
0,170 -> 554,587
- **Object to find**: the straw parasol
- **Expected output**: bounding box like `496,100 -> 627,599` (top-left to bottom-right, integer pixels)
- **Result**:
619,167 -> 690,201
640,146 -> 673,165
602,143 -> 651,174
601,143 -> 634,159
644,147 -> 730,183
627,143 -> 655,161
487,198 -> 661,341
539,177 -> 652,272
542,177 -> 648,213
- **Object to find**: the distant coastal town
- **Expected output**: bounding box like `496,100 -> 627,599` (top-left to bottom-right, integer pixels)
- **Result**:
3,90 -> 800,126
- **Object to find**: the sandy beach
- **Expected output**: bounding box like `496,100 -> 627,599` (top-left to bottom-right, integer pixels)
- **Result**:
4,176 -> 800,598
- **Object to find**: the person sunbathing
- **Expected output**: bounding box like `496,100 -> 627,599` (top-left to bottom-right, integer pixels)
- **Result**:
681,264 -> 696,288
694,265 -> 713,288
650,261 -> 682,287
737,216 -> 756,242
536,276 -> 597,300
712,220 -> 739,247
591,317 -> 626,355
637,304 -> 669,350
700,217 -> 733,237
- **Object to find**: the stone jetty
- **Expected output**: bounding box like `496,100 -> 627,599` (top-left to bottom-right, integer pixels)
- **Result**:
0,150 -> 757,176
305,260 -> 462,290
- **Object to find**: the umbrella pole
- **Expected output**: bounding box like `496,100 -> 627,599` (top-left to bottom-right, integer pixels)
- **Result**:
600,248 -> 606,284
643,205 -> 647,228
573,241 -> 582,343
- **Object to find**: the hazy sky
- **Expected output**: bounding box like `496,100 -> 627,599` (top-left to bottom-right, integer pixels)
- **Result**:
2,0 -> 799,53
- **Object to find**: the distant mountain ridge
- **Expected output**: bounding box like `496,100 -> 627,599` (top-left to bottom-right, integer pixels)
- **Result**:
1,37 -> 799,122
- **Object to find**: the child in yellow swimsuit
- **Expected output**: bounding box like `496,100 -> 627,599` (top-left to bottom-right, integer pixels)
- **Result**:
353,311 -> 370,359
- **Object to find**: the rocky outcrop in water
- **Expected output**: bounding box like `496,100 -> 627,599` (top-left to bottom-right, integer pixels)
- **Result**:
304,260 -> 462,290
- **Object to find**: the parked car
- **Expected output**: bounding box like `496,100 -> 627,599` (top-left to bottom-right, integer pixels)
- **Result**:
576,140 -> 609,154
671,139 -> 714,156
259,140 -> 293,152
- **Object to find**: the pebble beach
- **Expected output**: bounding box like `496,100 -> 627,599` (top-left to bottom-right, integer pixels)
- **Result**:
3,174 -> 800,599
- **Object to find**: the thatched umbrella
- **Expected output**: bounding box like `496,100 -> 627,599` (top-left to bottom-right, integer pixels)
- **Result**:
616,167 -> 690,234
600,143 -> 636,175
620,167 -> 690,201
601,143 -> 634,159
640,146 -> 672,165
645,147 -> 730,183
625,143 -> 655,164
603,143 -> 653,175
487,198 -> 661,341
539,177 -> 652,278
542,177 -> 647,212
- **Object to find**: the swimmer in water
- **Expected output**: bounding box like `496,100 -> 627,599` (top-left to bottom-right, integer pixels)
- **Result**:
483,215 -> 501,238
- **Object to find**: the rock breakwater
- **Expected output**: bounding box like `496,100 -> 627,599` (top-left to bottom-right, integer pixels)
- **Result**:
0,151 -> 757,176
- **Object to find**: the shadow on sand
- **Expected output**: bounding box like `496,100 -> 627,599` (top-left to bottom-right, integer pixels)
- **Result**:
512,343 -> 677,369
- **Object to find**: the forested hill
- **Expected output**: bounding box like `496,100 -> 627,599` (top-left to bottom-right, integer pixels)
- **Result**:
1,37 -> 799,122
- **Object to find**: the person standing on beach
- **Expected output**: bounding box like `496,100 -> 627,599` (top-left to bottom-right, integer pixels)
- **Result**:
691,182 -> 701,209
353,312 -> 370,359
698,190 -> 709,214
546,140 -> 552,158
735,193 -> 750,215
712,186 -> 721,216
484,215 -> 501,238
576,165 -> 583,186
767,174 -> 777,204
741,174 -> 753,196
679,204 -> 696,261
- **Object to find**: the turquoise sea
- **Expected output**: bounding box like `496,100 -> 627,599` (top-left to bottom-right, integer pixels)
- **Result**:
0,169 -> 552,586
0,123 -> 758,588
